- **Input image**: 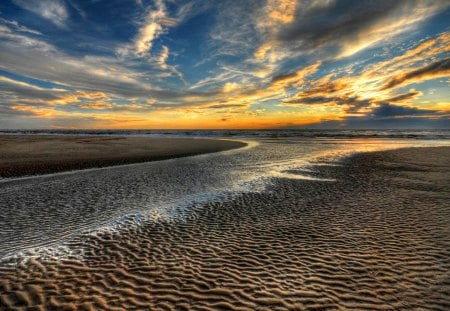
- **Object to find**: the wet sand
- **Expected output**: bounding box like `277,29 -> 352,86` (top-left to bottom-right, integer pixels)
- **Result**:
0,135 -> 246,178
1,146 -> 449,310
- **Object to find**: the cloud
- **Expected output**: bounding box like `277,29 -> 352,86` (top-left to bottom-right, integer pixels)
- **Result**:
200,62 -> 321,108
283,33 -> 449,116
12,0 -> 69,28
0,31 -> 214,114
284,1 -> 445,52
153,45 -> 187,85
265,0 -> 297,24
284,88 -> 430,118
284,94 -> 372,115
370,103 -> 438,118
206,103 -> 248,109
135,1 -> 176,55
0,46 -> 150,97
295,78 -> 350,98
365,33 -> 450,78
285,99 -> 449,129
0,18 -> 42,35
113,1 -> 189,86
381,57 -> 450,90
298,115 -> 450,129
259,0 -> 447,61
78,101 -> 113,110
0,75 -> 66,102
209,1 -> 262,59
382,90 -> 423,103
270,62 -> 321,88
1,1 -> 448,129
189,71 -> 242,91
0,31 -> 181,101
116,0 -> 176,58
157,45 -> 170,69
283,95 -> 335,105
0,19 -> 55,52
0,76 -> 49,91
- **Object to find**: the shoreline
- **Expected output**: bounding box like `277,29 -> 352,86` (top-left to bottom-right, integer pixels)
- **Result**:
0,146 -> 449,309
0,135 -> 247,178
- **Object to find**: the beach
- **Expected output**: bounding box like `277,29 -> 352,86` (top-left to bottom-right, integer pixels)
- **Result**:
1,144 -> 449,310
0,135 -> 246,178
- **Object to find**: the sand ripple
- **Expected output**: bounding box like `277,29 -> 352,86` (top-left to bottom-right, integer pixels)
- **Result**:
1,147 -> 449,310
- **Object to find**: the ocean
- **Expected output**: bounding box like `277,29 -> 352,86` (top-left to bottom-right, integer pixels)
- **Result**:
1,128 -> 449,139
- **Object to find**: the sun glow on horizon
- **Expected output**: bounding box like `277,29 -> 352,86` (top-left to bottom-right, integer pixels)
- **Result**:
0,0 -> 449,129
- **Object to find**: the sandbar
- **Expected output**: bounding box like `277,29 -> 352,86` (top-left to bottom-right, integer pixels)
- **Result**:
0,135 -> 246,177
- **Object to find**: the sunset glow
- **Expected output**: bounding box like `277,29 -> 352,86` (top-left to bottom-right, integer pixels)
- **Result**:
1,0 -> 449,129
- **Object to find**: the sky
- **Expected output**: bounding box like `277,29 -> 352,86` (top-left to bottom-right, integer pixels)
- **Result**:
0,0 -> 449,129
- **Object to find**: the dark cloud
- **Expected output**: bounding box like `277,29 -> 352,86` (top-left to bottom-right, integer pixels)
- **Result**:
371,103 -> 437,118
284,96 -> 334,104
295,116 -> 450,130
275,1 -> 447,56
300,81 -> 349,97
288,100 -> 449,129
284,95 -> 371,113
280,2 -> 398,44
0,105 -> 32,117
287,90 -> 422,106
341,97 -> 372,113
271,71 -> 298,83
285,88 -> 429,117
381,57 -> 450,90
383,90 -> 422,103
0,85 -> 63,101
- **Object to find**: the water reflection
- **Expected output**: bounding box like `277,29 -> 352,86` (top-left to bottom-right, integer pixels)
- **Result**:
0,138 -> 448,259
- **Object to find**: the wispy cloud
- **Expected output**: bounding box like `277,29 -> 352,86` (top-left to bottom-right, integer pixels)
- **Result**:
134,0 -> 175,56
12,0 -> 68,28
0,18 -> 42,35
117,0 -> 177,58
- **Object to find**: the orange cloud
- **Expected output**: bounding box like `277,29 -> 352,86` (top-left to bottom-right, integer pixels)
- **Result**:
267,0 -> 297,24
270,62 -> 321,89
79,101 -> 114,110
76,91 -> 107,100
254,43 -> 272,60
284,33 -> 450,118
47,90 -> 110,106
365,33 -> 450,78
11,105 -> 61,118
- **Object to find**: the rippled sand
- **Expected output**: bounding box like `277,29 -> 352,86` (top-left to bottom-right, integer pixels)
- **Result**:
1,147 -> 449,310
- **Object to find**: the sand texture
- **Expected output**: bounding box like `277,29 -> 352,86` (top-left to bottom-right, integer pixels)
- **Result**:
0,135 -> 246,178
1,146 -> 449,310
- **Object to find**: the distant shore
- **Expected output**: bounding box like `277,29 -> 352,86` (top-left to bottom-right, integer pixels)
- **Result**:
0,135 -> 247,178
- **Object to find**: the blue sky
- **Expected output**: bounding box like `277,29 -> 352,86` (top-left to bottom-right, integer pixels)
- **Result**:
0,0 -> 449,129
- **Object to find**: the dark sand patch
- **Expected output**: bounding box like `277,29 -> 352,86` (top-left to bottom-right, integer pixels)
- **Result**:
0,135 -> 246,178
0,146 -> 449,310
